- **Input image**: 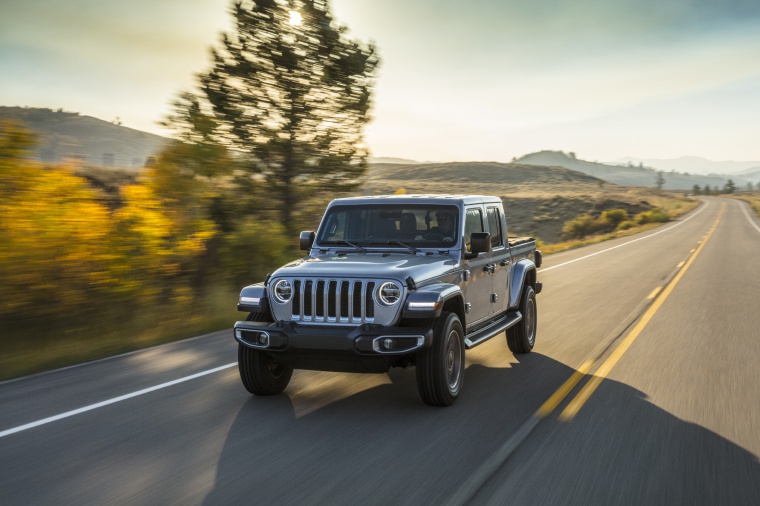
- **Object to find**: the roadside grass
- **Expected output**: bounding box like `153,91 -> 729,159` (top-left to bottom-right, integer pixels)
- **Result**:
539,197 -> 700,255
0,284 -> 241,382
731,192 -> 760,217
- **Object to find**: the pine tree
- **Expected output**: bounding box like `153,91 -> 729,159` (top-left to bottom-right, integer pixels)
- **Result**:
723,179 -> 736,194
655,171 -> 666,190
172,0 -> 380,236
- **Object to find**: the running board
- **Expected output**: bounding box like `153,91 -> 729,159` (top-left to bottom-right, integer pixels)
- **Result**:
464,311 -> 522,349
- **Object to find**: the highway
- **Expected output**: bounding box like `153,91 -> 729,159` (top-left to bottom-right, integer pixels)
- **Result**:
2,196 -> 759,505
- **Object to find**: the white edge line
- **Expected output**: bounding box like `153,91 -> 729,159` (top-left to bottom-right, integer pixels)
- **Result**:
738,198 -> 760,234
541,201 -> 709,272
0,362 -> 237,439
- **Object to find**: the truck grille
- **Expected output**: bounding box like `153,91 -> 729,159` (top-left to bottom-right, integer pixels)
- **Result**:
291,279 -> 376,324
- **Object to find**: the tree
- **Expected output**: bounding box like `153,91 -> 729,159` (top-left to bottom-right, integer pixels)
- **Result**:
655,170 -> 666,190
747,182 -> 754,192
171,0 -> 380,237
704,185 -> 711,195
724,179 -> 736,194
692,184 -> 701,195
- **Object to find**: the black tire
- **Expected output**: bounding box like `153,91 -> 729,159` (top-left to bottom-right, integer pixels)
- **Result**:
416,311 -> 465,407
506,285 -> 537,354
238,311 -> 293,395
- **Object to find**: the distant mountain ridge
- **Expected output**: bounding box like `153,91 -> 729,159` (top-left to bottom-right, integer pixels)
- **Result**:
612,156 -> 760,177
0,106 -> 170,169
517,151 -> 756,190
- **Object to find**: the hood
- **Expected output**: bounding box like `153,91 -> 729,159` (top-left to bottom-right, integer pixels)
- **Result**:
272,252 -> 460,283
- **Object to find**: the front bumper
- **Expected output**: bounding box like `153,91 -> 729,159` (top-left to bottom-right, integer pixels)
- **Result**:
234,321 -> 433,356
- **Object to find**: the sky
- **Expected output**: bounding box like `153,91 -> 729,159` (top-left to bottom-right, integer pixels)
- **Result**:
2,0 -> 760,163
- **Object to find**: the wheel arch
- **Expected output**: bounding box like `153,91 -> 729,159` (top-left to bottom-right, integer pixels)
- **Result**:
509,259 -> 537,309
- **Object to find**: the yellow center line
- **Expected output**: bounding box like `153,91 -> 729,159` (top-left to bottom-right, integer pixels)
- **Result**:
558,205 -> 725,421
536,361 -> 595,417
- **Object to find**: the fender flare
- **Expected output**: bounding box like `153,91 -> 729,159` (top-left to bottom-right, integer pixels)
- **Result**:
238,283 -> 269,313
509,259 -> 536,309
402,283 -> 463,320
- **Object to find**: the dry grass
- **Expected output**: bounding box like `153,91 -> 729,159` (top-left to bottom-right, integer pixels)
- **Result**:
1,285 -> 240,381
731,192 -> 760,217
362,162 -> 698,247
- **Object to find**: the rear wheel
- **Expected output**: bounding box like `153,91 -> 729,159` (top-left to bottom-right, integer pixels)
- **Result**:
238,311 -> 293,395
416,311 -> 465,406
506,285 -> 537,354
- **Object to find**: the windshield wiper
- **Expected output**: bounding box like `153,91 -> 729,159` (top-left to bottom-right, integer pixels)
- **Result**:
369,241 -> 422,254
321,240 -> 368,252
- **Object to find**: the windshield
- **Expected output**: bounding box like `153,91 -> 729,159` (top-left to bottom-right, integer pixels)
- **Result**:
316,204 -> 460,249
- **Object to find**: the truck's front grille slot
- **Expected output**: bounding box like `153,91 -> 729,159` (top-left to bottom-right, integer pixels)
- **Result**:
328,281 -> 337,318
304,280 -> 313,316
340,281 -> 350,317
293,280 -> 301,315
353,281 -> 362,318
283,278 -> 390,324
316,281 -> 325,317
365,282 -> 375,318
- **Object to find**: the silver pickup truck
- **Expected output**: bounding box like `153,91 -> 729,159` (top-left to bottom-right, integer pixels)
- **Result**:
234,195 -> 542,406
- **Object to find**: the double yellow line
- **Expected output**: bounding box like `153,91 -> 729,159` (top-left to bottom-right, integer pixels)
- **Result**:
537,204 -> 725,421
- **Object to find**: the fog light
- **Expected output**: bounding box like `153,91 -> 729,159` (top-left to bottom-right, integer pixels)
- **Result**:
382,338 -> 394,350
258,333 -> 270,346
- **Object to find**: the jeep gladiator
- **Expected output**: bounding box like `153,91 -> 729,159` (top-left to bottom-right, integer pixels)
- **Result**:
234,195 -> 542,406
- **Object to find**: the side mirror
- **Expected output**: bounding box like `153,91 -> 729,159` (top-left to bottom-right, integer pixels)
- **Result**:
300,231 -> 315,251
465,232 -> 491,259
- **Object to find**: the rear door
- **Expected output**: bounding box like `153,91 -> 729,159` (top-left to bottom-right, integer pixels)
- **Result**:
462,206 -> 491,326
486,204 -> 509,315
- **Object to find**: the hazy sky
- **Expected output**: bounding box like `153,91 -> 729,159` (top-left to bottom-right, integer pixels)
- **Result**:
2,0 -> 760,162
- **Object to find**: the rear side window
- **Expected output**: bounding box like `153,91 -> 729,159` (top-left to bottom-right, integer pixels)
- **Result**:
487,206 -> 504,248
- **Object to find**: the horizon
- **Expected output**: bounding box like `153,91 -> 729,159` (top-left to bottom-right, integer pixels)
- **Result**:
2,0 -> 760,163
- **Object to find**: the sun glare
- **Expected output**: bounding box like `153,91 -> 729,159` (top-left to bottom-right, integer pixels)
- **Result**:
289,11 -> 302,26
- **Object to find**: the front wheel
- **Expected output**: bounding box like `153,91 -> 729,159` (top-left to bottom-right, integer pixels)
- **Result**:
239,310 -> 292,395
506,285 -> 537,354
238,344 -> 293,395
416,311 -> 465,406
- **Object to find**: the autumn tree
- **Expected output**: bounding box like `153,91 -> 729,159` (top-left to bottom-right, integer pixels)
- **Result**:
169,0 -> 380,237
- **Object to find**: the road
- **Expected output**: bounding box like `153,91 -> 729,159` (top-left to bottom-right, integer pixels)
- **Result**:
2,196 -> 759,505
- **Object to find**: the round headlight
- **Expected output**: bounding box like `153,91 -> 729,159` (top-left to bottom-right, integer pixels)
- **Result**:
377,282 -> 401,306
273,279 -> 292,303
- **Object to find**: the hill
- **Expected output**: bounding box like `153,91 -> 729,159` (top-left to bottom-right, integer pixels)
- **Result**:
363,161 -> 689,242
613,156 -> 760,176
517,150 -> 744,190
0,106 -> 170,169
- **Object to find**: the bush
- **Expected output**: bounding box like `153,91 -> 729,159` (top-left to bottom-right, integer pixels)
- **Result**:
616,220 -> 637,231
562,214 -> 596,240
635,208 -> 670,224
600,209 -> 628,227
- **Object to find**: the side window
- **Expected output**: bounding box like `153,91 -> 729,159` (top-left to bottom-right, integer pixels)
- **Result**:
487,206 -> 504,248
464,207 -> 484,252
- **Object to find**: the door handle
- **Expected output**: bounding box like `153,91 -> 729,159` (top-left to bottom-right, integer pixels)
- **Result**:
499,259 -> 509,267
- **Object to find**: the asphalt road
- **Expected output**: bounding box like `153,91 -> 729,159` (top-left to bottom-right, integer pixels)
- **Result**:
2,196 -> 759,505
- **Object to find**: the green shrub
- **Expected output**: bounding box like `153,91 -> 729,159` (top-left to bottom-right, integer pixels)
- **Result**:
616,220 -> 636,231
635,208 -> 670,224
562,214 -> 595,239
601,208 -> 629,227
